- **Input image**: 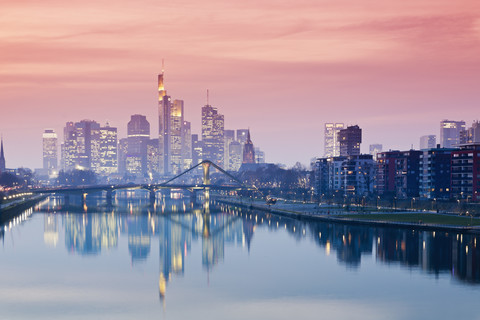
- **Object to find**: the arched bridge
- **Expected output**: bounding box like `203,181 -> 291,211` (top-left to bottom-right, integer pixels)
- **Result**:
32,160 -> 257,203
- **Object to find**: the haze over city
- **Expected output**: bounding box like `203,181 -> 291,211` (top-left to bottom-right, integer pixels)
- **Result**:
1,0 -> 480,169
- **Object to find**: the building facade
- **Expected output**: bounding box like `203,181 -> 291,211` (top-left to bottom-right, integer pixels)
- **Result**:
43,129 -> 58,173
420,135 -> 436,149
440,120 -> 466,148
324,123 -> 344,157
202,105 -> 224,167
419,147 -> 454,199
450,144 -> 480,201
339,125 -> 362,157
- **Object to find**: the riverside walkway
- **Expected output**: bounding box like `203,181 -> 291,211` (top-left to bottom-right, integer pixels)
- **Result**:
215,196 -> 480,234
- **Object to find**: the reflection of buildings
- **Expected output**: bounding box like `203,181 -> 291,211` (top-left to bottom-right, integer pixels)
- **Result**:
64,213 -> 118,255
125,215 -> 151,263
44,214 -> 59,247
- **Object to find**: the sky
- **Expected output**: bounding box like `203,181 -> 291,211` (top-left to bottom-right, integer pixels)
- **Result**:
1,0 -> 480,169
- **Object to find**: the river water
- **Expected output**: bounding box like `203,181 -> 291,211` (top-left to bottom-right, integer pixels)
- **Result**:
1,194 -> 479,320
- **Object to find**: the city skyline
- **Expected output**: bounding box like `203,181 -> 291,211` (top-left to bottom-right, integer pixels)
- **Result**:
1,0 -> 480,169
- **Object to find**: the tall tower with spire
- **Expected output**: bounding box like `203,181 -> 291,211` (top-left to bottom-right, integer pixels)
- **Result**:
158,60 -> 171,175
0,138 -> 6,174
242,130 -> 255,164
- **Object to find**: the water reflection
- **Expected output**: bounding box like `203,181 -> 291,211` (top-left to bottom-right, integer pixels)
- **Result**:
6,192 -> 478,289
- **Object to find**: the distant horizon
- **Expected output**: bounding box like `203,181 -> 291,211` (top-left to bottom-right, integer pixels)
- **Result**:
1,0 -> 479,169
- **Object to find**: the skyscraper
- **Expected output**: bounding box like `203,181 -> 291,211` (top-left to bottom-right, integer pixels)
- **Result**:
158,68 -> 170,175
42,129 -> 58,174
169,99 -> 184,174
369,144 -> 382,161
236,129 -> 249,145
94,124 -> 117,175
62,120 -> 100,171
420,135 -> 436,149
202,104 -> 224,167
339,125 -> 362,156
324,123 -> 344,157
224,129 -> 235,169
228,141 -> 242,171
182,121 -> 192,170
0,138 -> 5,174
460,121 -> 480,144
440,120 -> 465,148
242,130 -> 255,164
192,134 -> 203,166
127,115 -> 150,175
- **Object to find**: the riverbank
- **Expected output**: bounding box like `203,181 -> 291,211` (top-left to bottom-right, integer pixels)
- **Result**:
0,194 -> 47,224
215,196 -> 480,234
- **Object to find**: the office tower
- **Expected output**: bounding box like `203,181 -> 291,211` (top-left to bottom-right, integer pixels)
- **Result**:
242,130 -> 255,164
127,115 -> 150,175
43,129 -> 58,173
182,121 -> 192,170
147,139 -> 160,177
192,134 -> 203,166
158,68 -> 170,175
369,144 -> 382,161
324,123 -> 345,157
118,138 -> 128,175
0,138 -> 5,173
460,121 -> 480,144
440,120 -> 465,148
62,120 -> 100,171
420,135 -> 436,149
254,147 -> 265,164
339,125 -> 362,156
224,130 -> 235,169
236,129 -> 249,145
228,141 -> 242,171
94,123 -> 117,175
169,99 -> 184,174
202,105 -> 224,167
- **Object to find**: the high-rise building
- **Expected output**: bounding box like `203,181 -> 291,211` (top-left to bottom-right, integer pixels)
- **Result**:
157,69 -> 190,175
62,120 -> 101,171
158,69 -> 170,175
440,120 -> 465,148
127,115 -> 150,175
118,138 -> 129,175
169,99 -> 184,174
147,139 -> 160,177
236,129 -> 249,145
254,147 -> 265,164
192,134 -> 203,166
460,121 -> 480,144
420,135 -> 436,149
228,141 -> 242,171
369,144 -> 382,161
202,105 -> 224,167
224,130 -> 235,169
94,124 -> 117,175
43,129 -> 58,173
324,123 -> 344,157
339,125 -> 361,156
0,138 -> 5,174
182,121 -> 192,170
242,130 -> 255,164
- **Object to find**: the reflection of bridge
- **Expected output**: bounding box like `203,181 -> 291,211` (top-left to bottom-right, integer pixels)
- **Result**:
32,160 -> 257,205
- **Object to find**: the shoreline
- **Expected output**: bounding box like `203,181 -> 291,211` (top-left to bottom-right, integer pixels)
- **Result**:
215,197 -> 480,235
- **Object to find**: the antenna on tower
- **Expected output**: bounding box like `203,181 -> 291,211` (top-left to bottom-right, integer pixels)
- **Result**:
162,58 -> 165,74
207,89 -> 209,105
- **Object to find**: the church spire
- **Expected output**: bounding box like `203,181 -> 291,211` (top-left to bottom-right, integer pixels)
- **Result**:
0,137 -> 6,173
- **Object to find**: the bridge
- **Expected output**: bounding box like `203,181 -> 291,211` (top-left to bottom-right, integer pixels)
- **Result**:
32,160 -> 258,206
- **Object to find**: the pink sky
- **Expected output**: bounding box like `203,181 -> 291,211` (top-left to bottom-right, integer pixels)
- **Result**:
1,0 -> 480,168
